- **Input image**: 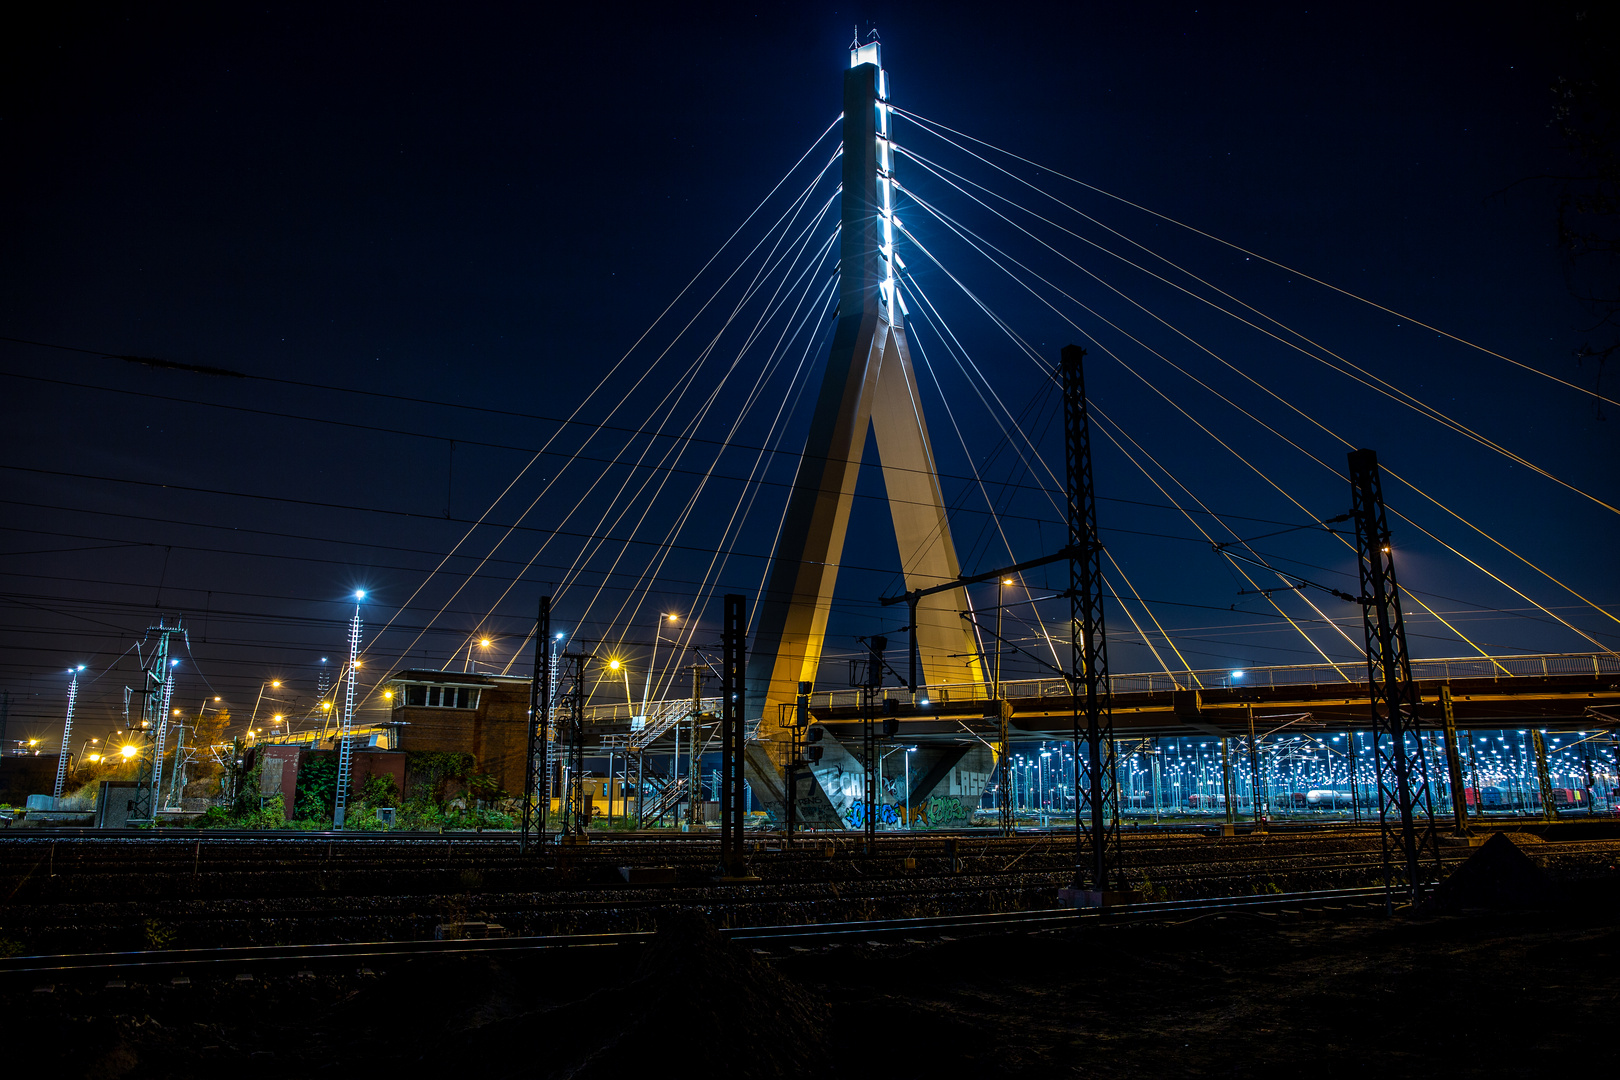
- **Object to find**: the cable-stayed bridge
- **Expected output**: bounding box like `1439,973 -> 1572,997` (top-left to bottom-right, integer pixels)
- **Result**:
342,34 -> 1617,884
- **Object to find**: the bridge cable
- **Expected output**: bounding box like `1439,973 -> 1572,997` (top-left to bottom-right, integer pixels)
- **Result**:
893,139 -> 1618,519
894,184 -> 1583,664
891,106 -> 1620,411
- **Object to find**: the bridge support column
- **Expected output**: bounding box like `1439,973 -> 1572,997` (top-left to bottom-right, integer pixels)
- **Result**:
1438,684 -> 1469,836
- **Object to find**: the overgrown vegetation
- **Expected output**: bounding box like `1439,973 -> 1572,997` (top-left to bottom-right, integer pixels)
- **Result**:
190,749 -> 513,831
294,754 -> 337,820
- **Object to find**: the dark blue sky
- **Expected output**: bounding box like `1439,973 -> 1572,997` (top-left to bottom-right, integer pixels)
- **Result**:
2,1 -> 1614,745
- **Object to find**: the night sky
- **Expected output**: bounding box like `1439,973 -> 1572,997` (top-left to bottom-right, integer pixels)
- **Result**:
3,2 -> 1615,752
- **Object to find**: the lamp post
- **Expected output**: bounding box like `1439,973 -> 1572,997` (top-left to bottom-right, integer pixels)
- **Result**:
1040,748 -> 1051,826
465,636 -> 492,673
608,659 -> 633,716
878,744 -> 911,829
640,613 -> 680,727
994,578 -> 1013,696
905,746 -> 915,829
248,680 -> 282,733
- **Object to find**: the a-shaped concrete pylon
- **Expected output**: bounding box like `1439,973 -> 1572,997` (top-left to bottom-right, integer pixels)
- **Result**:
743,45 -> 986,822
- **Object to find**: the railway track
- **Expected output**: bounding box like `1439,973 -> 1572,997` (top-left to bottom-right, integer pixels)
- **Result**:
0,885 -> 1390,981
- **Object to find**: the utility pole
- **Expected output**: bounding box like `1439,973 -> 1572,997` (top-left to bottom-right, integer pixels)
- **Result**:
1247,707 -> 1262,827
521,595 -> 551,852
1348,448 -> 1441,909
1220,736 -> 1235,828
861,635 -> 887,853
786,680 -> 811,839
331,591 -> 365,829
718,594 -> 753,878
687,665 -> 707,828
996,698 -> 1014,836
165,705 -> 198,811
53,665 -> 85,800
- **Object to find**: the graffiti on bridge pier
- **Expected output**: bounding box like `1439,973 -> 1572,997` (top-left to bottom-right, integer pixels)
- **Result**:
843,794 -> 969,829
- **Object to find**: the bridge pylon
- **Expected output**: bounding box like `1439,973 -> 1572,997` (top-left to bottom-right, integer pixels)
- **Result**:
743,38 -> 987,825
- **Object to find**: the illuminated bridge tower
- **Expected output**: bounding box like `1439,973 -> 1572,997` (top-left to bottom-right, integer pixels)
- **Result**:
744,37 -> 988,825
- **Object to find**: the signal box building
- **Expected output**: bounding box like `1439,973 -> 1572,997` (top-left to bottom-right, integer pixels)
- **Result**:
385,670 -> 531,795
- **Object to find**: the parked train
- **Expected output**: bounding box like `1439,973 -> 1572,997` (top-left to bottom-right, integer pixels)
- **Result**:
1465,786 -> 1587,810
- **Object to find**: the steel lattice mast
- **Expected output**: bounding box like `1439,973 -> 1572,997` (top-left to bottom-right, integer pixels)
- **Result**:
52,665 -> 85,800
150,672 -> 175,813
130,618 -> 185,824
521,595 -> 552,852
332,591 -> 364,829
1062,345 -> 1121,897
558,651 -> 589,838
1348,448 -> 1441,908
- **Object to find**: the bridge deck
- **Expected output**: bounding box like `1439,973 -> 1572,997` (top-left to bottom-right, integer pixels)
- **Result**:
579,653 -> 1619,748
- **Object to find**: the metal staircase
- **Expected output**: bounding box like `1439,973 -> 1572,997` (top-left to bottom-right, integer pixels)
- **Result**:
639,774 -> 690,823
630,696 -> 717,752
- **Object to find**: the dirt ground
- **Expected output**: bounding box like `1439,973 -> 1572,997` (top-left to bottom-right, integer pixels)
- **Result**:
7,892 -> 1616,1078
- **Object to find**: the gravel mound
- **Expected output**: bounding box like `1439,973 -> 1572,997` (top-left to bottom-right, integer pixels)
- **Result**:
1430,832 -> 1557,910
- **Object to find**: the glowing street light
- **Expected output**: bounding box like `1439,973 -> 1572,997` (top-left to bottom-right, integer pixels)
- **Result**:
640,613 -> 681,726
607,658 -> 633,711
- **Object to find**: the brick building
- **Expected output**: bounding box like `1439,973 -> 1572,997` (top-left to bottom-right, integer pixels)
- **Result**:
385,669 -> 531,795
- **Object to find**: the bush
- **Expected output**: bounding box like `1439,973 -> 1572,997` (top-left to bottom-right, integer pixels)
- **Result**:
295,754 -> 337,822
356,773 -> 399,807
195,806 -> 232,830
404,751 -> 475,802
236,794 -> 285,830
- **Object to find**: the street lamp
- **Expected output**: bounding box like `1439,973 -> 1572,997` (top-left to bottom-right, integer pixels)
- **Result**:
640,613 -> 680,726
609,659 -> 634,716
878,744 -> 914,829
249,680 -> 283,731
1040,749 -> 1051,824
995,578 -> 1013,696
905,746 -> 916,829
465,636 -> 493,673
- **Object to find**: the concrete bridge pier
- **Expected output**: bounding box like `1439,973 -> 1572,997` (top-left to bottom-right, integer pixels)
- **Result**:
745,734 -> 992,831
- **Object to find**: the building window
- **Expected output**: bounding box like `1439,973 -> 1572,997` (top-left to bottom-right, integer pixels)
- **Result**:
399,684 -> 480,709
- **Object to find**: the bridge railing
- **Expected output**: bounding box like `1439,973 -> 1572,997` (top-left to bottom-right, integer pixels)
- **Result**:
575,653 -> 1617,728
803,652 -> 1620,710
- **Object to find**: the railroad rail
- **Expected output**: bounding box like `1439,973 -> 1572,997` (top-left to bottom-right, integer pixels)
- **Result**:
0,885 -> 1389,981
